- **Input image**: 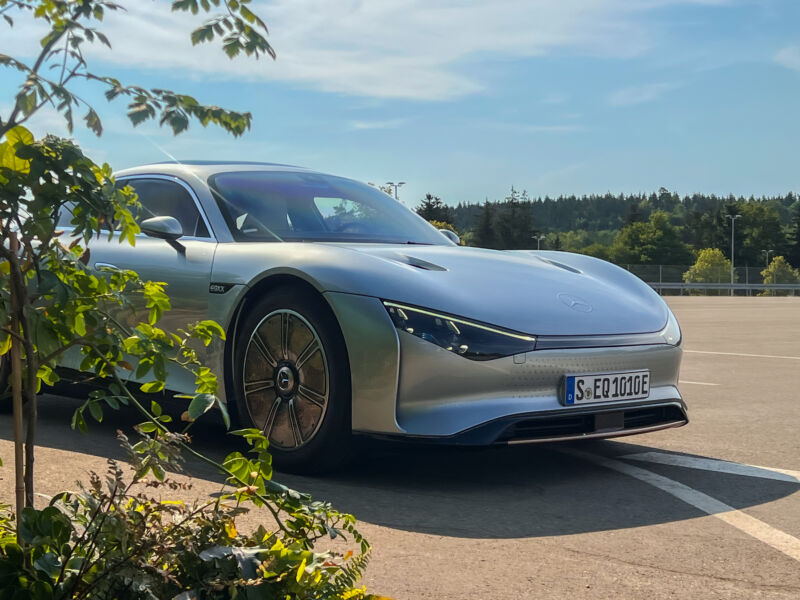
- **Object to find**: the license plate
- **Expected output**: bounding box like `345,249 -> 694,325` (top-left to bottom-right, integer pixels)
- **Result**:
563,370 -> 650,405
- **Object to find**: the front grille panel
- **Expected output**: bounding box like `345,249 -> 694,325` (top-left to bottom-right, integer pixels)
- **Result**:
497,404 -> 686,442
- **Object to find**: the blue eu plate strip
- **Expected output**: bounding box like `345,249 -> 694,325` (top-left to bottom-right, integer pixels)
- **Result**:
565,376 -> 575,405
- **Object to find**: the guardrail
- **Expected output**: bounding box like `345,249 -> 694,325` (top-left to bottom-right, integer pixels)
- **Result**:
646,282 -> 800,293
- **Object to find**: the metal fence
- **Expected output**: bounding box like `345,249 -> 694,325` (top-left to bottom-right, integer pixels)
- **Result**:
621,265 -> 800,296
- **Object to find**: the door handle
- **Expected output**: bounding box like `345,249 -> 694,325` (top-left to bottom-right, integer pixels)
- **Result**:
94,262 -> 119,270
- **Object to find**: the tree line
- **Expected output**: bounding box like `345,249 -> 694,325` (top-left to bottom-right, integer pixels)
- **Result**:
415,188 -> 800,269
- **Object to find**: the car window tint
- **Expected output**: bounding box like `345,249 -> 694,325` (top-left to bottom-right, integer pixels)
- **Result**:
313,197 -> 381,233
125,178 -> 209,238
209,171 -> 447,245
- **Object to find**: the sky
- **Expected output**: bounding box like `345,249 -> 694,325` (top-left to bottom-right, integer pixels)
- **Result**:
2,0 -> 800,207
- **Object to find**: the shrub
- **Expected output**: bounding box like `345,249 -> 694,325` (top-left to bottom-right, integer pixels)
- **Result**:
683,248 -> 732,295
760,256 -> 800,296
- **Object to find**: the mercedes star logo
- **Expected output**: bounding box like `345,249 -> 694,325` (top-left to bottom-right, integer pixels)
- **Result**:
557,292 -> 593,313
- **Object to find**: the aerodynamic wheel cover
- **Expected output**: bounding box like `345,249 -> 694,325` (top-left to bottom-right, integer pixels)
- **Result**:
242,309 -> 330,450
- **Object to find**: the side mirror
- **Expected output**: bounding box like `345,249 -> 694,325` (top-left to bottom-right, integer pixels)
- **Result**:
438,228 -> 460,245
141,216 -> 183,241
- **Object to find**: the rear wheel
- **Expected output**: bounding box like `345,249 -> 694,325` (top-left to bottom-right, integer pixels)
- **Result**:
231,286 -> 351,473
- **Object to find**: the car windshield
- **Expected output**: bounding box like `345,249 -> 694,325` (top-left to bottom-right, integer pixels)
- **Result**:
208,170 -> 448,244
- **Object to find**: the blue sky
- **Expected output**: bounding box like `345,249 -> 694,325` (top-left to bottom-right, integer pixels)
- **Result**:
2,0 -> 800,207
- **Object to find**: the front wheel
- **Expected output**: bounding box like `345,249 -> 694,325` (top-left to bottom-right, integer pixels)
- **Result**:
231,287 -> 352,473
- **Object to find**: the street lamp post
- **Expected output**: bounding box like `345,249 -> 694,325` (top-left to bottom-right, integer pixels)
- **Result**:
532,234 -> 546,250
762,249 -> 774,268
385,181 -> 405,200
763,249 -> 774,297
726,214 -> 741,297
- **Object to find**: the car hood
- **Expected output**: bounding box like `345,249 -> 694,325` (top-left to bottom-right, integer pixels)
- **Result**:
330,245 -> 669,337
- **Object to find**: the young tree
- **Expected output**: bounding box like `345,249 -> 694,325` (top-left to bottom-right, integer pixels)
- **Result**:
760,256 -> 800,296
0,2 -> 372,595
683,248 -> 732,295
1,0 -> 274,510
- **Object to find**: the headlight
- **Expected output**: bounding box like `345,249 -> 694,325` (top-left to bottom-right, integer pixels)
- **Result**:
383,301 -> 536,361
662,310 -> 682,346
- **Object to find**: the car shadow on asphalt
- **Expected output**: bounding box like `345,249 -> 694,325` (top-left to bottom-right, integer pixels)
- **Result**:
1,394 -> 798,539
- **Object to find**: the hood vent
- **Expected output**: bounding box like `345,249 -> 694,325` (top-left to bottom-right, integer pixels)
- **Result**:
537,256 -> 582,274
386,253 -> 447,271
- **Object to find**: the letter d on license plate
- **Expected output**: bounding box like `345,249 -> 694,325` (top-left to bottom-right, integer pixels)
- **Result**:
563,370 -> 650,405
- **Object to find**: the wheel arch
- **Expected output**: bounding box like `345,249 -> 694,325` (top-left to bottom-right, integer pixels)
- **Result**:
222,272 -> 350,411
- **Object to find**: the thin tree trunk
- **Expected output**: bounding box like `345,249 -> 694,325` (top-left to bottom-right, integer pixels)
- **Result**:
10,284 -> 24,529
7,232 -> 38,508
8,233 -> 25,527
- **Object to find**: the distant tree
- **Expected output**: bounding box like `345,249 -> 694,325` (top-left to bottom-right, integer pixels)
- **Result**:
683,248 -> 731,281
760,256 -> 800,296
609,210 -> 693,265
624,202 -> 643,225
738,202 -> 786,266
579,243 -> 610,261
495,187 -> 534,249
472,201 -> 497,248
552,233 -> 563,251
683,248 -> 732,295
416,193 -> 452,223
787,203 -> 800,269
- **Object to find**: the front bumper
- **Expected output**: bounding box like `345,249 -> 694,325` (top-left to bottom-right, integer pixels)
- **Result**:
377,401 -> 687,445
325,292 -> 685,443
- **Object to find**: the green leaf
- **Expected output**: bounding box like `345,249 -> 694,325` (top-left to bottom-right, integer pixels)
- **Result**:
217,397 -> 230,429
140,380 -> 165,393
88,401 -> 103,422
0,125 -> 34,173
187,392 -> 217,421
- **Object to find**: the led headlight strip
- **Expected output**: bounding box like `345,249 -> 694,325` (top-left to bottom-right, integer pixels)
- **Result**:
383,301 -> 537,361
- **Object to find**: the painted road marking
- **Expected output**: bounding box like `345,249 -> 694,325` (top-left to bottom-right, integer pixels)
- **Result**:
560,448 -> 800,563
621,451 -> 800,483
685,349 -> 800,361
678,380 -> 720,386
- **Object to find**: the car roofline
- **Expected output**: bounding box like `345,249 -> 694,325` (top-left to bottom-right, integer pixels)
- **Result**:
113,161 -> 324,180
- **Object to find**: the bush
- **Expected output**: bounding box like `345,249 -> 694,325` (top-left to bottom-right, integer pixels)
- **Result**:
683,248 -> 732,295
760,256 -> 800,296
0,434 -> 375,600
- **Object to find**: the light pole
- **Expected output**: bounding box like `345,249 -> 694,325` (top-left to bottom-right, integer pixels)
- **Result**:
762,249 -> 774,268
726,214 -> 741,297
532,234 -> 546,250
762,249 -> 774,297
385,181 -> 405,200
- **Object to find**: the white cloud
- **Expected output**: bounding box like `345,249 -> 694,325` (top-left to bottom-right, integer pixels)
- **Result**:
774,45 -> 800,72
1,1 -> 733,101
608,82 -> 678,106
347,118 -> 409,130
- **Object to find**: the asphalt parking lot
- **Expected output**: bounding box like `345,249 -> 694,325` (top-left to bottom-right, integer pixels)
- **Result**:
1,296 -> 799,599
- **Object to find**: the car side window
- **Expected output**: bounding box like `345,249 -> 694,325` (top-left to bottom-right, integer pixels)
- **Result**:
123,178 -> 210,238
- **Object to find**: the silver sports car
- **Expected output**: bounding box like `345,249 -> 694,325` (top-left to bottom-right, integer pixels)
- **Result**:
61,161 -> 686,471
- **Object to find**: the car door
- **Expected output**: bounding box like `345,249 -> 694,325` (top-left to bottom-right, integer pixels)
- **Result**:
86,175 -> 218,390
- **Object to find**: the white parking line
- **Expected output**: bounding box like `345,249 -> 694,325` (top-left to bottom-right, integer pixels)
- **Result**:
678,380 -> 720,386
621,451 -> 800,483
685,350 -> 800,361
560,448 -> 800,563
